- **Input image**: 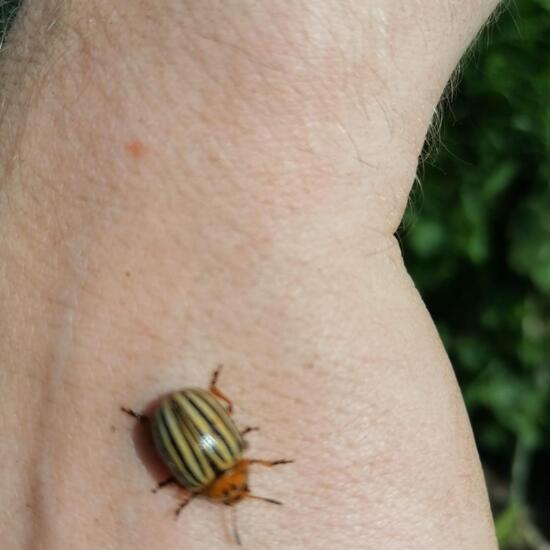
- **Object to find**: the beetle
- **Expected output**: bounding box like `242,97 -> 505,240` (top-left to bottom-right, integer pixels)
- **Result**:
122,367 -> 292,544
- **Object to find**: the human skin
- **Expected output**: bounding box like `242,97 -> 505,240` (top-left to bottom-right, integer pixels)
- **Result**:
0,1 -> 501,549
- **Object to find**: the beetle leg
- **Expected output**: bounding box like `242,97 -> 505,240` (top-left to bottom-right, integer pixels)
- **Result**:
152,476 -> 176,493
240,426 -> 260,436
248,458 -> 293,467
209,366 -> 234,414
120,407 -> 149,424
246,494 -> 283,505
174,493 -> 195,518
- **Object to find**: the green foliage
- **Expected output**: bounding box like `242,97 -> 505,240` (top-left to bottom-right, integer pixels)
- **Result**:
0,0 -> 21,47
509,193 -> 550,296
496,504 -> 525,548
402,0 -> 549,547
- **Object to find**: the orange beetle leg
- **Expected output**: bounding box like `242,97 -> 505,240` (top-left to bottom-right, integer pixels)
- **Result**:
209,365 -> 234,414
247,458 -> 294,467
120,407 -> 149,424
152,476 -> 176,493
246,494 -> 283,505
239,458 -> 293,505
174,493 -> 196,518
240,426 -> 260,436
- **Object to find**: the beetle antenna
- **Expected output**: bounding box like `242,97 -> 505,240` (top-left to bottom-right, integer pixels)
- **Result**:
231,506 -> 242,546
247,494 -> 283,505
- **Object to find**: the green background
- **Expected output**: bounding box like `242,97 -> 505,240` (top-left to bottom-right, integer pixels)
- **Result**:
1,0 -> 548,548
400,1 -> 549,547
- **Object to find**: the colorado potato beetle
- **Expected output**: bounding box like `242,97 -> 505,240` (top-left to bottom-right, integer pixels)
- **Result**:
122,367 -> 292,545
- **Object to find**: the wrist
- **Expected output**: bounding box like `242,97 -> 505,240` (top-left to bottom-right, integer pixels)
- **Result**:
3,1 -> 496,246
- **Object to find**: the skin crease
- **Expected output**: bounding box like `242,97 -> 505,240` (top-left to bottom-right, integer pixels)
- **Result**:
0,1 -> 502,549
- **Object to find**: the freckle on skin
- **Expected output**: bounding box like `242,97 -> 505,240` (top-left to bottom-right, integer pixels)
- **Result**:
125,140 -> 148,159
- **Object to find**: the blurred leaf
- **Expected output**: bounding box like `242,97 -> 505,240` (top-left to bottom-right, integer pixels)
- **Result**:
467,367 -> 545,448
496,504 -> 524,548
483,161 -> 519,200
509,194 -> 550,295
0,0 -> 21,47
407,219 -> 445,258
